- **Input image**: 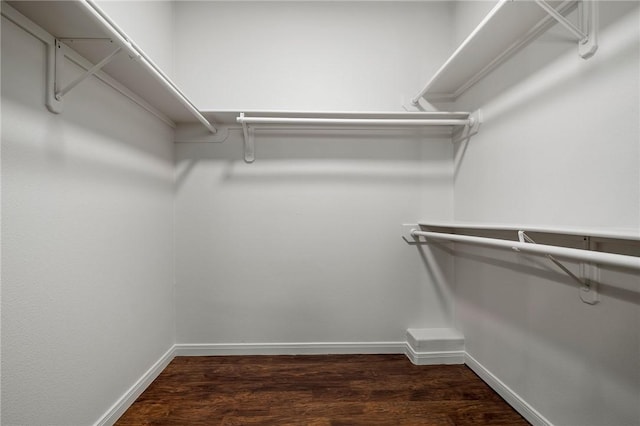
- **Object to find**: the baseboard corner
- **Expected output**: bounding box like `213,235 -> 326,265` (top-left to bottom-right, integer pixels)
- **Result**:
464,352 -> 553,426
93,345 -> 176,426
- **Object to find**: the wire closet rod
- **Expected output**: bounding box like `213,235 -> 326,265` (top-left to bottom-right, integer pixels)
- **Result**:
81,0 -> 217,134
411,230 -> 640,272
236,116 -> 473,127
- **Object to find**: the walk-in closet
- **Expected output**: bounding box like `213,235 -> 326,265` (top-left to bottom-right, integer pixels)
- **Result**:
1,1 -> 638,425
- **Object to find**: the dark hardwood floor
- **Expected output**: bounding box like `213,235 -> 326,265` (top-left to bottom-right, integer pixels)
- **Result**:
116,354 -> 529,425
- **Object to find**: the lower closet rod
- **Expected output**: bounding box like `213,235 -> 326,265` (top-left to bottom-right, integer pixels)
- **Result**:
411,230 -> 640,272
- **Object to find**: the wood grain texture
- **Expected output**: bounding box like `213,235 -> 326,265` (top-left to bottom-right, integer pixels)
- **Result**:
116,355 -> 529,425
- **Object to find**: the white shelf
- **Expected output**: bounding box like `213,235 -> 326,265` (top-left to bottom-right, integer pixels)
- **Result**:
179,110 -> 478,161
414,0 -> 577,102
175,110 -> 478,146
4,1 -> 214,130
418,222 -> 640,242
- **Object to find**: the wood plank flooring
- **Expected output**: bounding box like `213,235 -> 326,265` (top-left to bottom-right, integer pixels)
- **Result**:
116,354 -> 529,425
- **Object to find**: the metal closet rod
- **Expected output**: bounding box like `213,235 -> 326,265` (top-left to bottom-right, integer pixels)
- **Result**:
81,0 -> 216,134
236,116 -> 473,127
411,230 -> 640,272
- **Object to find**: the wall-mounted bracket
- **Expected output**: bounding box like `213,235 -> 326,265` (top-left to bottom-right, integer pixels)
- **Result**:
239,113 -> 255,163
402,224 -> 421,244
48,39 -> 122,113
46,41 -> 64,113
534,0 -> 598,59
453,109 -> 483,145
579,236 -> 599,305
518,231 -> 599,305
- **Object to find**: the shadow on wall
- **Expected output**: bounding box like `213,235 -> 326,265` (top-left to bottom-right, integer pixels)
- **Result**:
451,246 -> 640,304
415,243 -> 455,322
175,129 -> 455,189
2,99 -> 173,194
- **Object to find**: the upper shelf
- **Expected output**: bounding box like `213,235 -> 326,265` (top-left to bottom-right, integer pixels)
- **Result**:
3,1 -> 215,132
412,0 -> 581,103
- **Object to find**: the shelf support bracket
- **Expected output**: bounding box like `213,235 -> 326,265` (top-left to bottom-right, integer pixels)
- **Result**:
240,113 -> 256,163
534,0 -> 598,59
54,39 -> 122,103
46,41 -> 64,113
518,231 -> 599,304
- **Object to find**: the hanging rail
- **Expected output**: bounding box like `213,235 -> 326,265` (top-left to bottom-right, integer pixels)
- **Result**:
236,116 -> 473,127
236,111 -> 481,163
410,229 -> 640,272
80,0 -> 217,134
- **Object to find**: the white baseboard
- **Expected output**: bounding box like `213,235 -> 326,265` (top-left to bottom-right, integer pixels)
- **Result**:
175,342 -> 464,366
94,344 -> 552,426
93,345 -> 176,426
405,345 -> 465,365
464,353 -> 553,426
174,341 -> 407,356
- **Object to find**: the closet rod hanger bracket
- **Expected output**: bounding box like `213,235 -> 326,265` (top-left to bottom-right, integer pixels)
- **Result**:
239,113 -> 256,163
579,235 -> 600,305
534,0 -> 598,59
517,231 -> 599,305
452,109 -> 482,145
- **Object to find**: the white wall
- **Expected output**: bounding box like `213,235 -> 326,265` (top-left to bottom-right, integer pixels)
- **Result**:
1,16 -> 175,426
173,1 -> 454,111
5,1 -> 637,425
173,1 -> 458,345
175,132 -> 455,344
95,0 -> 175,79
454,2 -> 639,231
451,2 -> 640,425
452,0 -> 498,46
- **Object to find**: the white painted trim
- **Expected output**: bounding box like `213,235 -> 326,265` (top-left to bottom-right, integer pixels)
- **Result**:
93,345 -> 176,426
464,353 -> 553,426
92,344 -> 554,426
174,342 -> 407,356
404,345 -> 465,366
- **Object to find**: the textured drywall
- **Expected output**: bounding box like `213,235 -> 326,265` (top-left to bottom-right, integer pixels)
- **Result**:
172,1 -> 457,345
174,132 -> 455,344
173,1 -> 455,111
1,16 -> 175,425
451,2 -> 640,425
